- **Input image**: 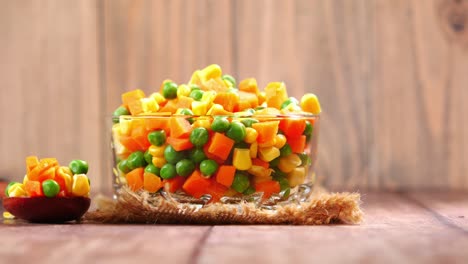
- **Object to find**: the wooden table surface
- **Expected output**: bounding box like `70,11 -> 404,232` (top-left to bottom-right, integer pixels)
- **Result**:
1,192 -> 467,264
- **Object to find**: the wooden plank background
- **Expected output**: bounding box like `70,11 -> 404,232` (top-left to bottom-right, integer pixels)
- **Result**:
0,0 -> 466,192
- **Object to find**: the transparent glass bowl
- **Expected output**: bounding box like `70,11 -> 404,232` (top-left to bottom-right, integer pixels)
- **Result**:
111,113 -> 320,207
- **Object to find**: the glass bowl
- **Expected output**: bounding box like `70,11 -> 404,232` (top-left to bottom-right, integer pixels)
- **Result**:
111,113 -> 320,207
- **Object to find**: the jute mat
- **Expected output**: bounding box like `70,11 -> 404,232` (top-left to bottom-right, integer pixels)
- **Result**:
84,186 -> 363,225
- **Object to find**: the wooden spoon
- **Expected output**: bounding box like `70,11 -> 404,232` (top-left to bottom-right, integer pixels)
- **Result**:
2,196 -> 91,223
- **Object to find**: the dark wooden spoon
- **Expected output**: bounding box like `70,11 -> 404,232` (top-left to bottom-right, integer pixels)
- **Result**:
2,196 -> 91,223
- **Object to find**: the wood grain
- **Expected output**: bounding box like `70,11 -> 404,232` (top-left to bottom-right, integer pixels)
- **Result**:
0,0 -> 467,191
0,1 -> 104,190
2,192 -> 468,264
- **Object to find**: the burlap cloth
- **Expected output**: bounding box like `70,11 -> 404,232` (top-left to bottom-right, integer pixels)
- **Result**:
84,186 -> 362,225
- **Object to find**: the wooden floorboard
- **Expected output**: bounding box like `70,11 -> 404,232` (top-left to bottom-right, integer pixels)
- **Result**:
1,192 -> 468,264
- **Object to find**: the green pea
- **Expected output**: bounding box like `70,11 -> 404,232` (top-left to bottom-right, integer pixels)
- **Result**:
176,159 -> 195,177
274,176 -> 290,198
118,160 -> 131,174
280,144 -> 292,157
242,186 -> 256,195
42,179 -> 60,198
160,164 -> 176,179
271,169 -> 287,179
231,173 -> 250,193
69,159 -> 89,175
190,84 -> 201,91
144,150 -> 153,164
211,117 -> 230,132
226,122 -> 246,143
112,106 -> 130,123
199,159 -> 219,177
298,153 -> 311,166
303,121 -> 313,136
234,141 -> 249,149
190,127 -> 209,147
270,157 -> 280,167
190,148 -> 206,164
222,74 -> 236,87
148,130 -> 166,146
163,81 -> 178,99
190,89 -> 204,101
164,145 -> 185,164
179,108 -> 194,123
241,118 -> 259,128
5,182 -> 19,197
280,97 -> 299,109
126,151 -> 147,170
145,164 -> 160,176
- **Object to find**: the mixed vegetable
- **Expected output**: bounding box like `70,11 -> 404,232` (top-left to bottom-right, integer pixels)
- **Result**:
4,156 -> 91,198
112,64 -> 321,202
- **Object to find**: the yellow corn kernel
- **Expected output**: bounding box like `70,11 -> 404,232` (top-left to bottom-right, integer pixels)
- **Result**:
287,167 -> 306,187
152,157 -> 167,168
233,148 -> 252,171
259,138 -> 277,148
274,134 -> 287,149
192,119 -> 211,129
119,117 -> 132,135
200,64 -> 222,81
278,155 -> 301,173
192,101 -> 209,115
177,84 -> 191,97
250,141 -> 258,159
300,93 -> 321,114
140,97 -> 159,113
189,70 -> 203,85
223,79 -> 234,88
248,165 -> 272,179
244,128 -> 258,144
149,145 -> 165,157
8,183 -> 27,197
150,92 -> 166,105
258,147 -> 280,162
206,104 -> 224,115
72,174 -> 90,197
258,91 -> 266,105
23,174 -> 29,185
3,211 -> 15,219
201,90 -> 217,104
56,166 -> 73,194
282,103 -> 302,113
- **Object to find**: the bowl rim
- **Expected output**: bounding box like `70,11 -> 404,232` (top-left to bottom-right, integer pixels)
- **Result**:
113,113 -> 321,119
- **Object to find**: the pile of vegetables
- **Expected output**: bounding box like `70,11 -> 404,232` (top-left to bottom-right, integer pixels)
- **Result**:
5,156 -> 91,198
112,64 -> 321,202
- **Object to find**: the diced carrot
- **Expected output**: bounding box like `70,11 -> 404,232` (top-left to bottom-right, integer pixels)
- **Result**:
252,158 -> 269,169
163,176 -> 186,193
279,119 -> 306,137
255,180 -> 281,199
131,125 -> 151,150
122,89 -> 145,108
175,96 -> 194,109
236,100 -> 253,112
239,78 -> 259,95
202,78 -> 228,92
144,114 -> 171,134
38,166 -> 56,183
125,168 -> 144,191
214,92 -> 239,112
143,172 -> 163,193
203,144 -> 225,164
24,180 -> 43,197
28,158 -> 58,181
26,156 -> 39,174
206,178 -> 228,202
159,100 -> 179,114
251,121 -> 280,144
210,106 -> 232,116
183,170 -> 211,198
167,137 -> 194,151
120,136 -> 144,152
287,135 -> 306,153
170,117 -> 192,139
206,132 -> 235,161
215,165 -> 236,187
128,99 -> 144,115
238,90 -> 259,109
